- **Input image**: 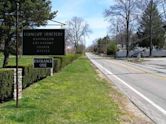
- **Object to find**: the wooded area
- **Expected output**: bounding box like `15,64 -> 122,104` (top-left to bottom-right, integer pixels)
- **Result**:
89,0 -> 166,57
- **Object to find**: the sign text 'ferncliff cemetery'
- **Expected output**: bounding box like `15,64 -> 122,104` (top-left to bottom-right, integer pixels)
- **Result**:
23,29 -> 65,55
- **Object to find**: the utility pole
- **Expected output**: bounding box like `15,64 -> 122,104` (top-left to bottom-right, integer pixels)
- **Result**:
15,0 -> 19,108
149,0 -> 153,57
126,18 -> 130,57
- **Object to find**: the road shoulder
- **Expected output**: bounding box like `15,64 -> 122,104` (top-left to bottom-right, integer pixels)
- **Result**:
92,63 -> 154,124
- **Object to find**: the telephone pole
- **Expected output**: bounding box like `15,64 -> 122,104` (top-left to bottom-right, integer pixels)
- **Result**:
15,0 -> 19,108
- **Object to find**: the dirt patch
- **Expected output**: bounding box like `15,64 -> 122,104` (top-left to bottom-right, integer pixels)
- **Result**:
94,66 -> 154,124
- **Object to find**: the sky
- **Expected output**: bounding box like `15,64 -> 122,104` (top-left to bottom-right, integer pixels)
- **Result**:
43,0 -> 114,47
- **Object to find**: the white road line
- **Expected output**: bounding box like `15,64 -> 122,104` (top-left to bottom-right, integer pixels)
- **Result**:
87,54 -> 166,115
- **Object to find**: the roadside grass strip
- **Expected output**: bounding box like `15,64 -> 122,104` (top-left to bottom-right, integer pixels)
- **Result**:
0,57 -> 121,124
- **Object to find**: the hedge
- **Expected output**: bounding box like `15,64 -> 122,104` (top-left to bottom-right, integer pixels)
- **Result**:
53,58 -> 61,72
22,65 -> 50,89
0,54 -> 81,102
0,70 -> 14,102
53,54 -> 81,72
22,54 -> 81,87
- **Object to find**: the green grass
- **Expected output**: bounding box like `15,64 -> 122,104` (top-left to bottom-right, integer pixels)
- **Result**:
0,53 -> 4,67
0,57 -> 121,124
8,56 -> 34,66
0,55 -> 55,67
0,55 -> 34,67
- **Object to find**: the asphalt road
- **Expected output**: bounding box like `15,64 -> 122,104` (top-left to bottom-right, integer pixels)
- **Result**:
86,53 -> 166,124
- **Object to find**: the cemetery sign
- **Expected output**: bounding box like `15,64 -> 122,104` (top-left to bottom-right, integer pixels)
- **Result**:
23,29 -> 65,55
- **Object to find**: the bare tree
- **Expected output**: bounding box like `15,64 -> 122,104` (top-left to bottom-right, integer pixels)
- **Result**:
105,0 -> 139,57
163,0 -> 166,19
66,17 -> 91,53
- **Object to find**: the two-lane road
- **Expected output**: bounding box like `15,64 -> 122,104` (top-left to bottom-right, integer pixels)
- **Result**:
86,53 -> 166,124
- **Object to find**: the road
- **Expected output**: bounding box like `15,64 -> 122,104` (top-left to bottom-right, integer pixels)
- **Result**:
86,53 -> 166,124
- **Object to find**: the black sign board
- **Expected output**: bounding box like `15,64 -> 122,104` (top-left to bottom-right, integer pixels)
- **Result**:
23,29 -> 65,55
33,58 -> 53,68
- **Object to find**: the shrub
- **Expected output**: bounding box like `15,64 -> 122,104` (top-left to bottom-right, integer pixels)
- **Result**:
0,54 -> 80,102
53,58 -> 61,72
53,54 -> 81,70
22,65 -> 50,89
107,42 -> 118,56
5,65 -> 50,89
0,70 -> 14,102
22,54 -> 81,87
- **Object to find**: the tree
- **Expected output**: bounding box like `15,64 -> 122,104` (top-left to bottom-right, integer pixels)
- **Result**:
96,35 -> 110,54
97,38 -> 104,53
137,0 -> 165,56
107,41 -> 118,57
89,36 -> 118,56
105,0 -> 138,57
87,39 -> 98,53
66,17 -> 91,53
76,44 -> 85,54
0,0 -> 56,67
93,35 -> 110,54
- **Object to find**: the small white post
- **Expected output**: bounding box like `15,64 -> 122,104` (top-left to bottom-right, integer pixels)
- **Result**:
13,68 -> 22,100
50,68 -> 53,76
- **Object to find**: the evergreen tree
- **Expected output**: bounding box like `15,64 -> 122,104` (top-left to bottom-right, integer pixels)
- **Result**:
0,0 -> 56,67
137,0 -> 165,56
97,35 -> 110,54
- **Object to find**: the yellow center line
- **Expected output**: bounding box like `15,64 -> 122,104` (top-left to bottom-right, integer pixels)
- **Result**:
106,59 -> 166,80
124,61 -> 166,80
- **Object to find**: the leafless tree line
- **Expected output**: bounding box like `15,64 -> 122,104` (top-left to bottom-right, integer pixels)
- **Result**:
104,0 -> 166,57
65,17 -> 91,54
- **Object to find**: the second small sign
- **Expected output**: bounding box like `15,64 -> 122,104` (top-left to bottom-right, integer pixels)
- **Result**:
34,58 -> 53,68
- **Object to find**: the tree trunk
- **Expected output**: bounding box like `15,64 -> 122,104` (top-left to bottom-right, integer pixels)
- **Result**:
149,0 -> 153,57
3,49 -> 9,67
126,20 -> 129,58
3,37 -> 10,67
74,43 -> 78,54
149,45 -> 152,57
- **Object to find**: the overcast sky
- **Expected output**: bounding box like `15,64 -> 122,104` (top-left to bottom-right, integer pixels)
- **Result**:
43,0 -> 114,47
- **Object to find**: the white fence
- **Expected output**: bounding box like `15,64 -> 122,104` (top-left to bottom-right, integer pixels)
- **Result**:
116,49 -> 166,57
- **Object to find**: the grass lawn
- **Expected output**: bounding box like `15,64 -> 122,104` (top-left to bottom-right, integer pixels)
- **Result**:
0,55 -> 56,67
0,53 -> 31,67
0,55 -> 34,67
0,57 -> 121,124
